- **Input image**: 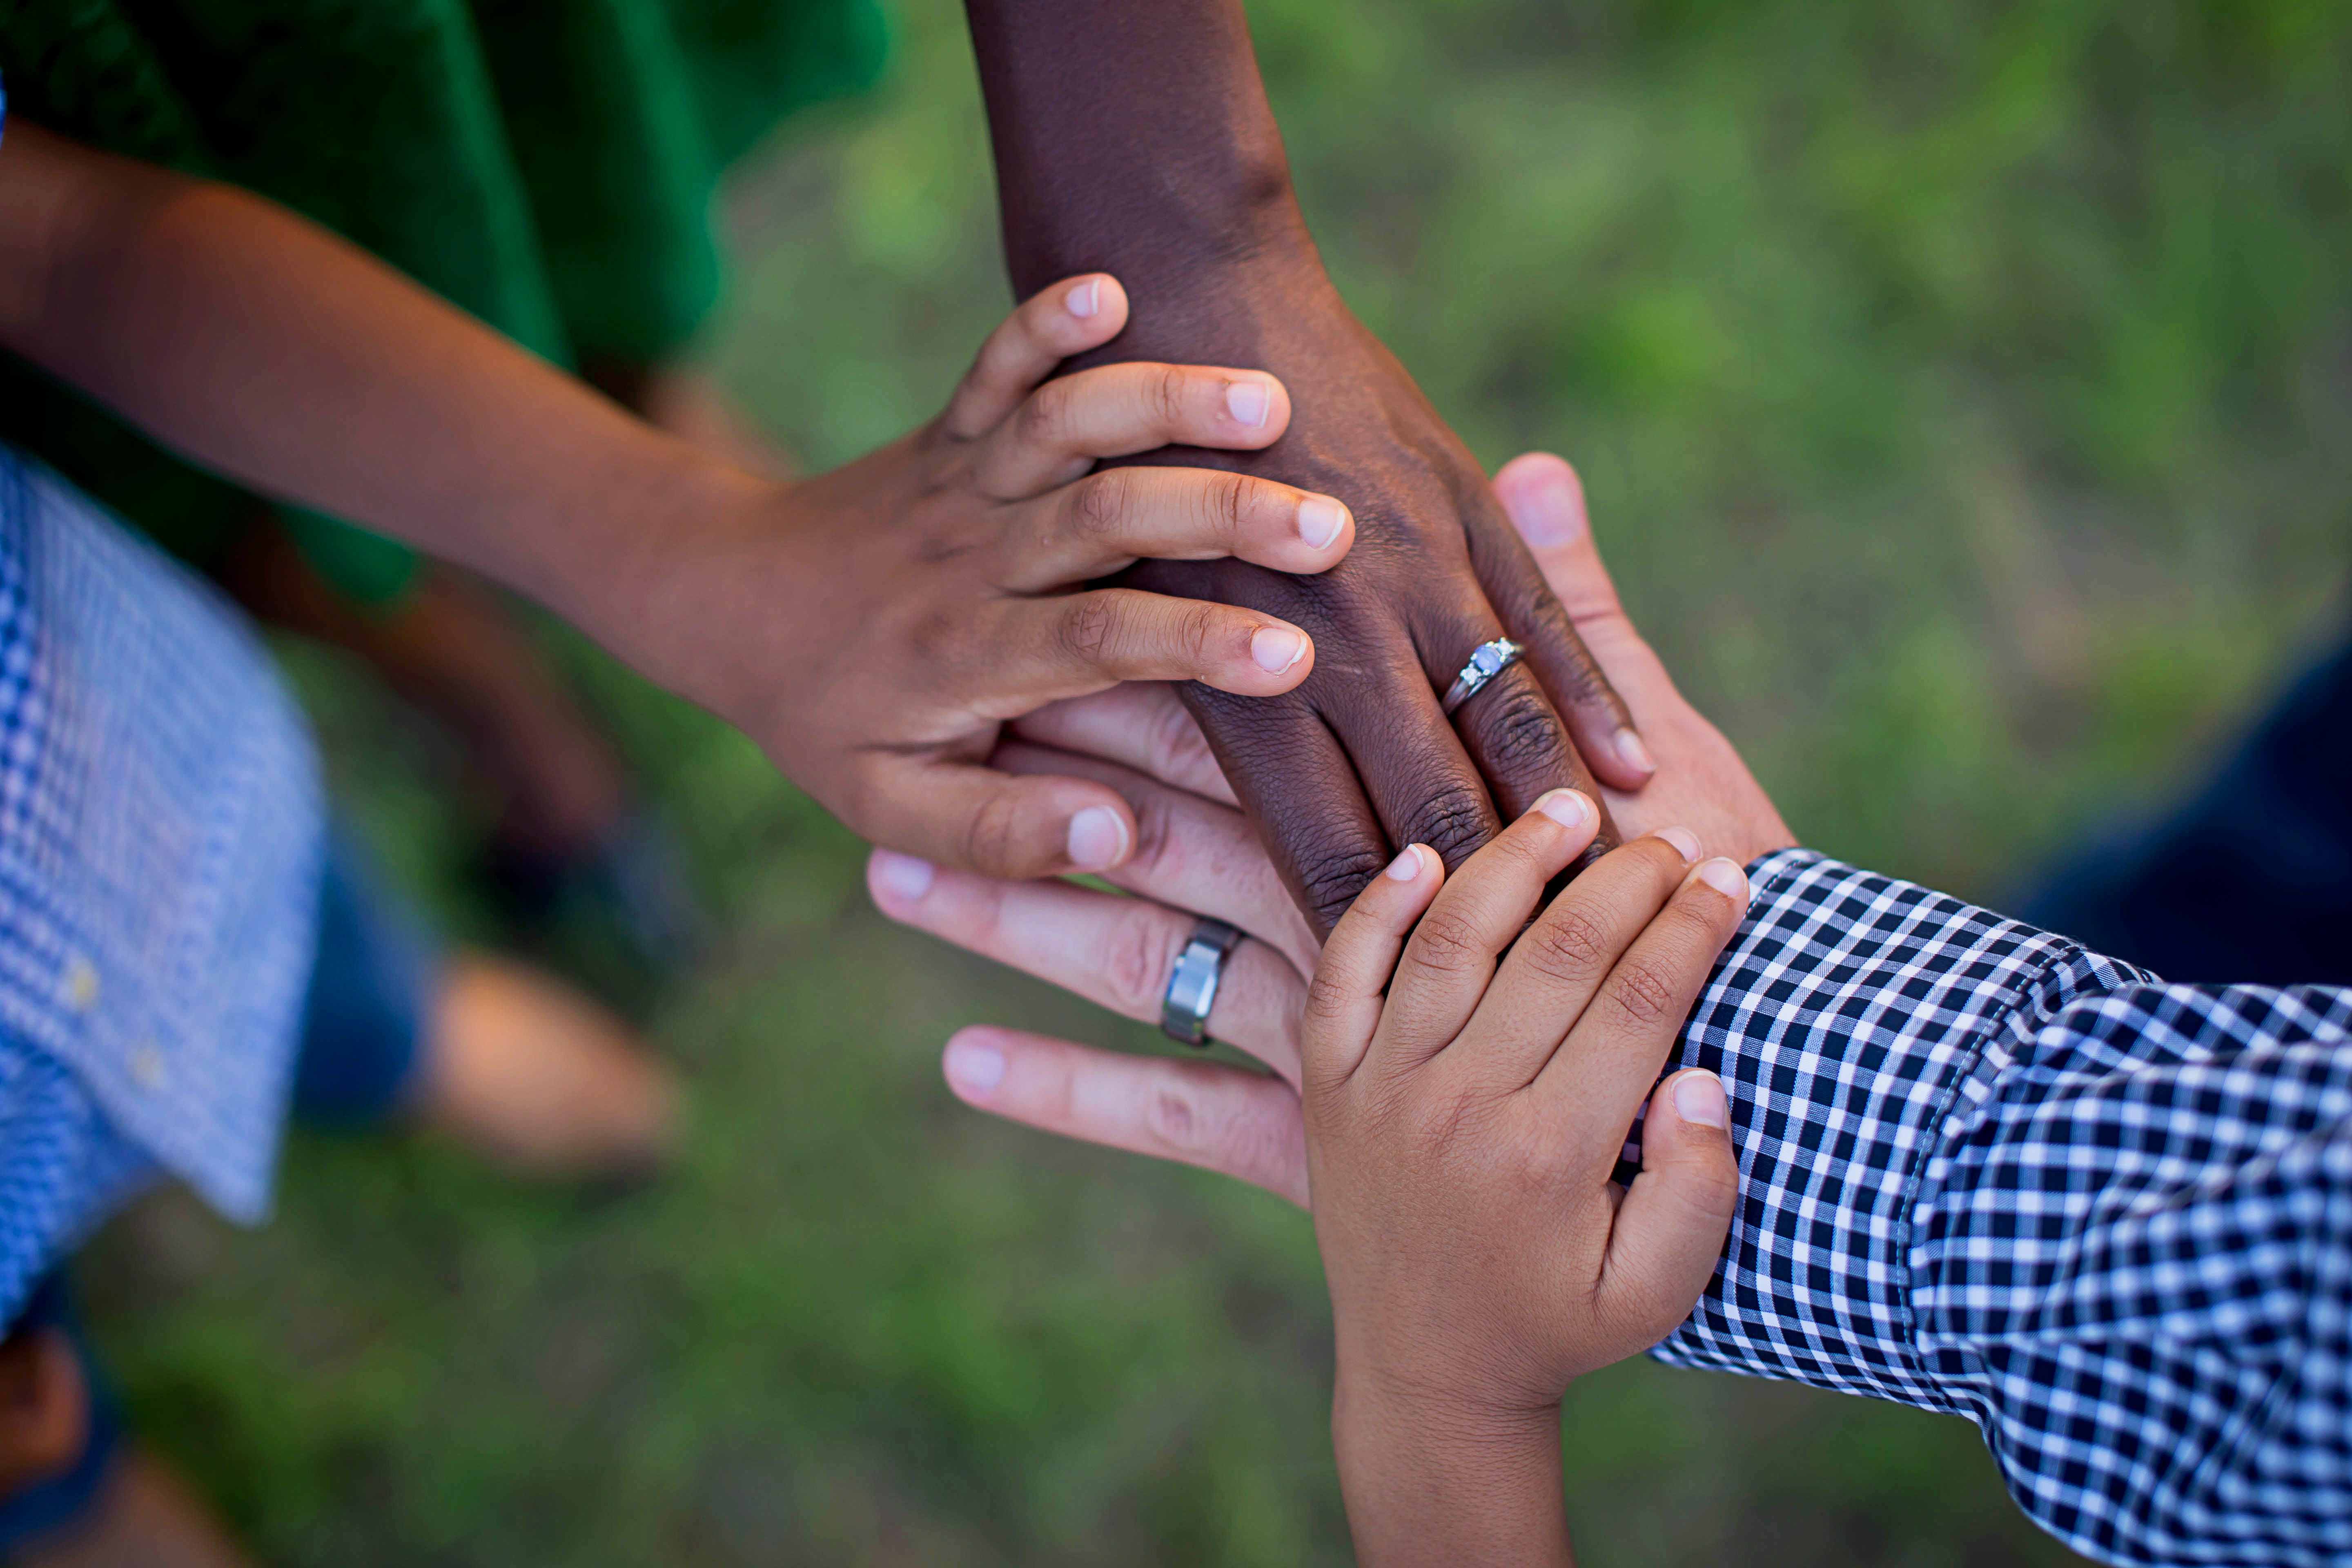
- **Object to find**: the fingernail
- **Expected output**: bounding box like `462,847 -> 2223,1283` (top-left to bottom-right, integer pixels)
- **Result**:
1508,466 -> 1588,548
1226,378 -> 1272,428
1697,858 -> 1748,901
1251,626 -> 1308,675
1654,826 -> 1701,864
1384,845 -> 1425,881
1067,805 -> 1129,870
1297,495 -> 1348,550
871,850 -> 935,904
1615,729 -> 1655,777
1065,277 -> 1101,319
945,1035 -> 1008,1096
1534,789 -> 1593,829
1672,1071 -> 1727,1129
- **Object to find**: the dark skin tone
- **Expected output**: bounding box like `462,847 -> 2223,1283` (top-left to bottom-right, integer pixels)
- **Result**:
965,0 -> 1653,934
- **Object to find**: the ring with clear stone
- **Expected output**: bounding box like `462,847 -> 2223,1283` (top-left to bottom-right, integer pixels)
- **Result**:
1441,637 -> 1524,715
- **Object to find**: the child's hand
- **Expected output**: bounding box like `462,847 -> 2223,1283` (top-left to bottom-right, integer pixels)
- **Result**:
642,273 -> 1354,880
1305,797 -> 1746,1566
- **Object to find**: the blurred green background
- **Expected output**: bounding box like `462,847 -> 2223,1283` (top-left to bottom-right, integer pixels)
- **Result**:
77,0 -> 2352,1562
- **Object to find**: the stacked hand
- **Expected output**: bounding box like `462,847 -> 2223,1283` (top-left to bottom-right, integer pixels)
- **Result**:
647,273 -> 1368,881
868,454 -> 1794,1202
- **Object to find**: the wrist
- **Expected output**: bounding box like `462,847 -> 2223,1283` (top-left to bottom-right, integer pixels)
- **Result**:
532,437 -> 776,711
1332,1372 -> 1570,1568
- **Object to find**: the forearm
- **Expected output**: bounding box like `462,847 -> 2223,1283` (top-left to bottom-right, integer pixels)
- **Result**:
0,122 -> 753,653
1332,1379 -> 1573,1568
967,0 -> 1311,302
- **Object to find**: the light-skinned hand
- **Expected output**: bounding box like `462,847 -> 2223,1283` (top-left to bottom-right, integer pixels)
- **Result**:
867,453 -> 1789,1201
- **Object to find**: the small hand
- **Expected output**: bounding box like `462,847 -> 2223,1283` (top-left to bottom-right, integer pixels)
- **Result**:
870,453 -> 1787,1201
650,274 -> 1355,880
1307,806 -> 1744,1566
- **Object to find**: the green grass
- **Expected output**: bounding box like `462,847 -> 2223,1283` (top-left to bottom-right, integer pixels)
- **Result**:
77,0 -> 2352,1561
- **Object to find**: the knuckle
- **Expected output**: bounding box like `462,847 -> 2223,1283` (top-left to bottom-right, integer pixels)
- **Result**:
960,789 -> 1026,876
1016,379 -> 1073,451
1105,909 -> 1184,1015
1069,469 -> 1129,542
1522,905 -> 1613,985
1407,907 -> 1489,978
1605,957 -> 1682,1030
1473,682 -> 1574,778
1144,1085 -> 1202,1151
1299,847 -> 1395,933
1054,596 -> 1119,667
1151,364 -> 1191,429
1406,784 -> 1497,867
1210,472 -> 1252,540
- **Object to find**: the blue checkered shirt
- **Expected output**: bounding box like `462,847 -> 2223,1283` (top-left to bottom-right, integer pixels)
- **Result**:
1655,848 -> 2352,1567
0,448 -> 322,1325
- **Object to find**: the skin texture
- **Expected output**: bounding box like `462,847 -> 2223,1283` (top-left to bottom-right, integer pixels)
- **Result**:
1305,820 -> 1743,1566
868,453 -> 1795,1202
965,0 -> 1654,931
0,122 -> 1359,881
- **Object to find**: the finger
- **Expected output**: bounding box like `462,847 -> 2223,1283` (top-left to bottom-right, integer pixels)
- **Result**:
1477,455 -> 1652,792
975,362 -> 1292,499
1461,829 -> 1700,1089
1318,652 -> 1506,880
1599,1068 -> 1737,1357
1303,843 -> 1441,1087
1430,643 -> 1618,876
1180,685 -> 1394,934
1493,452 -> 1629,626
1368,791 -> 1601,1072
942,274 -> 1131,439
998,588 -> 1316,702
857,755 -> 1138,880
941,1027 -> 1310,1207
991,739 -> 1317,974
1008,685 -> 1238,806
868,849 -> 1307,1082
1536,855 -> 1750,1163
998,466 -> 1354,590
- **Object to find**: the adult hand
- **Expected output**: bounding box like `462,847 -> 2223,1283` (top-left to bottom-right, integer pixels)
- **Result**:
639,273 -> 1358,881
1100,258 -> 1656,930
965,0 -> 1651,932
868,454 -> 1793,1204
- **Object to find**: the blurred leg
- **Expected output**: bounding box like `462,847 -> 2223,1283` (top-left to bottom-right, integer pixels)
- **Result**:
2019,633 -> 2352,983
297,833 -> 682,1177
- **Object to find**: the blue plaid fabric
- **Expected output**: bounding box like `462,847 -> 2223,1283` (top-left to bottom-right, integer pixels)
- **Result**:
0,448 -> 322,1324
1655,848 -> 2352,1567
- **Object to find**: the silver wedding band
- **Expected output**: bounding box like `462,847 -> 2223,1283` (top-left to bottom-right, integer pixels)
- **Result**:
1441,637 -> 1523,715
1161,917 -> 1244,1047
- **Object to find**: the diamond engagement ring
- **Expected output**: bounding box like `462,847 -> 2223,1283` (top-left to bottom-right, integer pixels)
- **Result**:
1160,917 -> 1244,1047
1441,637 -> 1524,715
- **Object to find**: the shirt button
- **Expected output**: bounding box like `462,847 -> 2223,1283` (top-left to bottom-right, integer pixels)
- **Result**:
62,958 -> 100,1013
129,1042 -> 166,1091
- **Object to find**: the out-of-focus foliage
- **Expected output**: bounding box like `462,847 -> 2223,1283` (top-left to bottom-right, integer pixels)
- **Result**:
78,0 -> 2351,1563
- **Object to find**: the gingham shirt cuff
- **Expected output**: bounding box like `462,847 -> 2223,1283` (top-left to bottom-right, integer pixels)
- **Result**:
1646,847 -> 2140,1410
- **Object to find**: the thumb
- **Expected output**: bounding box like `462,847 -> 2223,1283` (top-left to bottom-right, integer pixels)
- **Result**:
866,757 -> 1139,880
1492,452 -> 1626,627
1602,1069 -> 1738,1348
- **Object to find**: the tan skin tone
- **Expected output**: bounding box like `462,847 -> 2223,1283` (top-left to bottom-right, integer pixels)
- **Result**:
867,454 -> 1794,1202
967,0 -> 1655,931
0,121 -> 1362,882
1305,813 -> 1744,1566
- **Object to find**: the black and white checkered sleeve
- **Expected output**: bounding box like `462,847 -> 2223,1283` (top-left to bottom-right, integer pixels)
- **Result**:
1649,849 -> 2352,1568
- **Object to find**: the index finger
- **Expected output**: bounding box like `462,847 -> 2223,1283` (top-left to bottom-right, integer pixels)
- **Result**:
1533,856 -> 1750,1168
941,274 -> 1131,439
